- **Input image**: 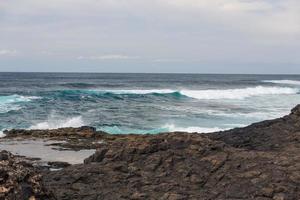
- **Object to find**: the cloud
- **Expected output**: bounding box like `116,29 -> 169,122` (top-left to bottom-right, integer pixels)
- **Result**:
0,0 -> 299,72
152,58 -> 185,63
2,0 -> 299,36
0,49 -> 17,56
77,54 -> 139,60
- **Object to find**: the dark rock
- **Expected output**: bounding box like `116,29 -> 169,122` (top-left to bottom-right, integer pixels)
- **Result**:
47,161 -> 71,169
0,151 -> 53,199
1,105 -> 300,199
209,104 -> 300,151
84,148 -> 108,164
0,151 -> 9,161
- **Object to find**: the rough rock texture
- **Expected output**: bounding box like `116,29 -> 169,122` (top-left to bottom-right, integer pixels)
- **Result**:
1,105 -> 300,199
209,104 -> 300,151
0,151 -> 52,200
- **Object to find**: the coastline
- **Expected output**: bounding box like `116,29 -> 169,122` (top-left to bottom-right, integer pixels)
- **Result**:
1,105 -> 300,199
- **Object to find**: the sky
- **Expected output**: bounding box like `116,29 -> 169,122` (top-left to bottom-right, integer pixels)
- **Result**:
0,0 -> 299,73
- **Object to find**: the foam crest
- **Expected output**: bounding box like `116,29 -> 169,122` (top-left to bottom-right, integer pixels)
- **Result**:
30,116 -> 85,130
85,86 -> 298,100
180,86 -> 298,100
0,131 -> 5,138
263,80 -> 300,85
163,124 -> 224,133
0,95 -> 41,113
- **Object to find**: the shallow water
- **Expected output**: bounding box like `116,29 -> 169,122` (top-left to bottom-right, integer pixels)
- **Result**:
0,139 -> 95,164
0,73 -> 300,134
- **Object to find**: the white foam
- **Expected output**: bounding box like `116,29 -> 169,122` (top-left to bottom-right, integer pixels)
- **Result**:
0,131 -> 5,138
263,80 -> 300,85
30,116 -> 85,130
0,95 -> 41,113
90,86 -> 298,100
163,124 -> 224,133
180,86 -> 298,100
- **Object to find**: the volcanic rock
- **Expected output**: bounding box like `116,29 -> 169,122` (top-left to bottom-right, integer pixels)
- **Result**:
1,105 -> 300,199
0,151 -> 53,200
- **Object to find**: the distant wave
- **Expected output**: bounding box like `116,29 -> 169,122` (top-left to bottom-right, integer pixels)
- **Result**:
0,95 -> 41,113
88,89 -> 176,95
263,80 -> 300,85
180,86 -> 298,100
29,116 -> 84,130
60,82 -> 97,88
213,111 -> 288,120
79,86 -> 299,100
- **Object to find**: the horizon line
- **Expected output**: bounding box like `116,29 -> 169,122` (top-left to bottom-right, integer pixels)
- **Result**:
0,71 -> 299,75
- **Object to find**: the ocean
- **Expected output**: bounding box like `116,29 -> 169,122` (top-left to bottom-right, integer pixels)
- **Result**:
0,73 -> 300,136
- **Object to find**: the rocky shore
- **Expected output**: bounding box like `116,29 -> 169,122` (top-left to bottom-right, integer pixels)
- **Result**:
1,105 -> 300,199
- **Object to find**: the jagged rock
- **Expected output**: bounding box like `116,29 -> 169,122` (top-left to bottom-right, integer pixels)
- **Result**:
1,105 -> 300,199
0,151 -> 53,200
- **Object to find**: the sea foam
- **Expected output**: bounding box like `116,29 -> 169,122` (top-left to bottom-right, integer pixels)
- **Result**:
163,124 -> 225,133
180,86 -> 298,100
0,95 -> 41,113
30,116 -> 85,130
88,86 -> 298,100
0,131 -> 5,138
263,80 -> 300,85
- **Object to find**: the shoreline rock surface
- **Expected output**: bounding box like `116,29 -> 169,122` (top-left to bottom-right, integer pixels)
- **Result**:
1,105 -> 300,199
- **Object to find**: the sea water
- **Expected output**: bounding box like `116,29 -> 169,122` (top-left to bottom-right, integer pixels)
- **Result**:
0,73 -> 300,136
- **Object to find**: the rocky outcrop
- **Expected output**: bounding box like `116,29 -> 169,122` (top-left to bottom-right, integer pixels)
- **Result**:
0,151 -> 53,200
209,104 -> 300,151
43,133 -> 300,200
1,105 -> 300,199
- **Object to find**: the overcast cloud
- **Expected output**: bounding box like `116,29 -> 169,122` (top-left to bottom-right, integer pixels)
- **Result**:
0,0 -> 299,73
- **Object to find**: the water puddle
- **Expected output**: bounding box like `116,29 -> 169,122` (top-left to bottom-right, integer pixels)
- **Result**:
0,139 -> 95,164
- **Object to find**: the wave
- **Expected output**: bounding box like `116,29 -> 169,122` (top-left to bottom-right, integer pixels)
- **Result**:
88,89 -> 176,95
180,86 -> 298,100
263,80 -> 300,85
60,86 -> 298,100
213,111 -> 288,120
0,95 -> 41,113
95,86 -> 298,100
29,116 -> 85,130
99,124 -> 224,134
0,130 -> 5,138
60,82 -> 97,88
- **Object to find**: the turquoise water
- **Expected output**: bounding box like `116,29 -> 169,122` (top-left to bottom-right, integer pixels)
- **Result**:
0,73 -> 300,135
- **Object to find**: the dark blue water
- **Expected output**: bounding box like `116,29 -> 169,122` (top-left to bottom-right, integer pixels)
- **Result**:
0,73 -> 300,136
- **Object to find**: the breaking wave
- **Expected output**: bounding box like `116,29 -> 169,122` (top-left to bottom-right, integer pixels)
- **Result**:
76,86 -> 299,100
0,95 -> 41,113
263,80 -> 300,85
91,89 -> 176,94
0,130 -> 5,138
29,116 -> 85,130
179,86 -> 298,100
